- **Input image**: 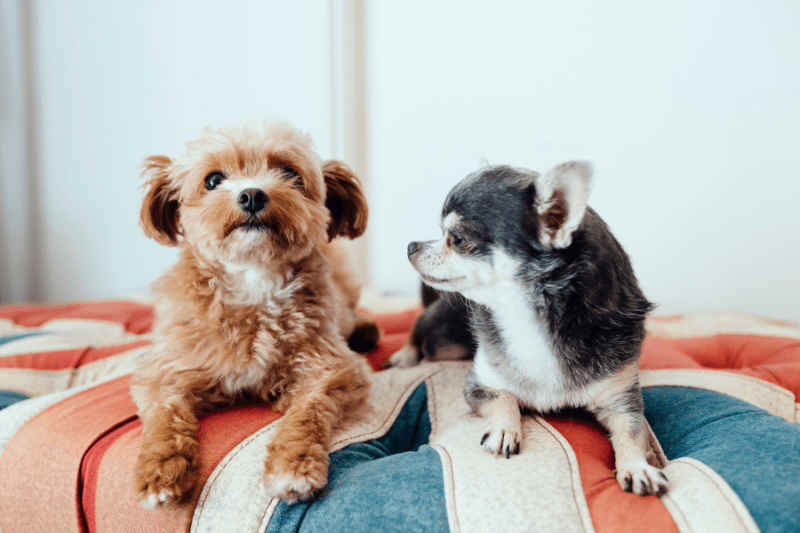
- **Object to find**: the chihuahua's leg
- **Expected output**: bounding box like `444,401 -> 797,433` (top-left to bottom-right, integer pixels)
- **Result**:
388,343 -> 420,368
133,393 -> 202,509
264,355 -> 371,502
592,382 -> 669,497
464,369 -> 522,458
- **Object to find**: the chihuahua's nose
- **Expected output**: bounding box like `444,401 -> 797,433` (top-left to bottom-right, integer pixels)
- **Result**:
238,188 -> 269,214
407,241 -> 420,257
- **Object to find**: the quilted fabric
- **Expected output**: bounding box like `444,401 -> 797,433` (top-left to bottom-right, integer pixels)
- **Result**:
640,332 -> 800,398
267,383 -> 449,533
0,301 -> 798,533
645,387 -> 800,532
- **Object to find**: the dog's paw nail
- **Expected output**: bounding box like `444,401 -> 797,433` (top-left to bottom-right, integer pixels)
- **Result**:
623,475 -> 633,493
502,440 -> 520,459
616,465 -> 669,496
480,426 -> 522,458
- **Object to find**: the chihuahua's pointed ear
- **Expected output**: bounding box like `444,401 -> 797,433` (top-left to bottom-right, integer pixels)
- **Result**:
322,159 -> 368,241
533,160 -> 592,249
139,155 -> 181,246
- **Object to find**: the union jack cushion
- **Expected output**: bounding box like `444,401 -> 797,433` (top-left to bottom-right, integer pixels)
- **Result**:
0,300 -> 798,533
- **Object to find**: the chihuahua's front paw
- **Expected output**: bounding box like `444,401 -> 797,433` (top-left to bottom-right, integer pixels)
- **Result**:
388,345 -> 419,368
134,451 -> 197,509
264,443 -> 329,503
480,424 -> 522,458
615,463 -> 669,497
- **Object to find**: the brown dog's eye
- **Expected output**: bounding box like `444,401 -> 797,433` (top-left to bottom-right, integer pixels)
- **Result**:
280,167 -> 303,189
281,167 -> 299,180
204,171 -> 226,191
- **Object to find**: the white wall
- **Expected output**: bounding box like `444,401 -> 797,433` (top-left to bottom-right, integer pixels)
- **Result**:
2,0 -> 798,322
366,0 -> 800,321
25,0 -> 335,302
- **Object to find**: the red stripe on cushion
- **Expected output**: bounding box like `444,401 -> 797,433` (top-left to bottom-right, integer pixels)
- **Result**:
547,414 -> 679,533
0,368 -> 284,533
0,375 -> 138,533
641,334 -> 800,398
367,332 -> 409,371
371,308 -> 422,336
87,404 -> 282,532
361,309 -> 421,371
0,301 -> 155,334
80,420 -> 138,533
0,340 -> 151,370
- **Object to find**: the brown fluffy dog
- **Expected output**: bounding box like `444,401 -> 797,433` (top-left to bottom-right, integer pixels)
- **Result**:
131,121 -> 378,509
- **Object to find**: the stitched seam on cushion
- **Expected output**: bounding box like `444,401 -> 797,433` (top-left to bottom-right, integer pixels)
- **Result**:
430,444 -> 460,533
534,416 -> 594,533
191,422 -> 280,532
330,367 -> 443,449
194,366 -> 444,530
258,498 -> 281,533
671,458 -> 756,533
659,493 -> 694,533
641,369 -> 796,422
427,375 -> 438,438
641,369 -> 794,400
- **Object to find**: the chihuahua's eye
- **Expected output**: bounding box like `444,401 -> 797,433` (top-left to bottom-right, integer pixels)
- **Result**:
204,171 -> 226,191
449,233 -> 464,247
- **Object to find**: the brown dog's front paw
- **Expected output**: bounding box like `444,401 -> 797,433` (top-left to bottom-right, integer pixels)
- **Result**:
615,464 -> 669,497
134,447 -> 198,509
264,443 -> 329,503
480,424 -> 522,459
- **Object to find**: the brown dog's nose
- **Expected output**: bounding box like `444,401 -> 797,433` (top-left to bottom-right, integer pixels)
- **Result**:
238,188 -> 269,214
407,241 -> 420,257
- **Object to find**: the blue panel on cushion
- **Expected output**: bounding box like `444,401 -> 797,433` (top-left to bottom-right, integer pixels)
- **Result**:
644,387 -> 800,533
267,382 -> 448,533
0,332 -> 46,347
0,390 -> 29,410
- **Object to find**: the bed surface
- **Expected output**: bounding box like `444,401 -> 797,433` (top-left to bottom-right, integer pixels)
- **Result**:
0,299 -> 798,532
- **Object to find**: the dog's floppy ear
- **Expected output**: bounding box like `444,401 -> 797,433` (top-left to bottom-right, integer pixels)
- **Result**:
532,160 -> 592,249
322,159 -> 368,241
139,155 -> 181,246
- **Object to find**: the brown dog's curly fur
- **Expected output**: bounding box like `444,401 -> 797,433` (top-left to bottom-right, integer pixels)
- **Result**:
130,121 -> 378,508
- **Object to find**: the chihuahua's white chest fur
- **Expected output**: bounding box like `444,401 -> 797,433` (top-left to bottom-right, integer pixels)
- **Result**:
471,283 -> 571,412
